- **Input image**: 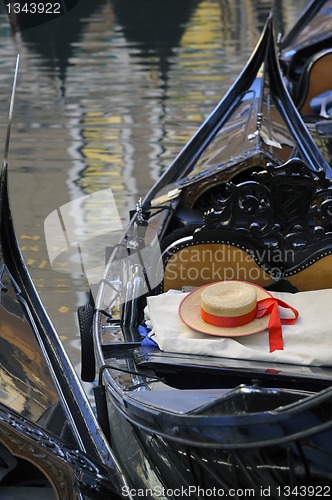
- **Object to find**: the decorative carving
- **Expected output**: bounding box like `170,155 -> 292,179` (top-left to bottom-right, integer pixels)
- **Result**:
0,405 -> 112,498
195,158 -> 332,273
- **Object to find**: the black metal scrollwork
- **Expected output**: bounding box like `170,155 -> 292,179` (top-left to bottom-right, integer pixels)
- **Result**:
197,158 -> 332,272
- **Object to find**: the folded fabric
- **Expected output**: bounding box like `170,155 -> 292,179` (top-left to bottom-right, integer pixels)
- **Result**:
138,325 -> 158,347
146,289 -> 332,366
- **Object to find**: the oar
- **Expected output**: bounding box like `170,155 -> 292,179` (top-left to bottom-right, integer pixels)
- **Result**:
3,54 -> 20,169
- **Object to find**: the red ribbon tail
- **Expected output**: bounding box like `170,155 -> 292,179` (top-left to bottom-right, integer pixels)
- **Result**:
257,297 -> 299,353
268,303 -> 283,352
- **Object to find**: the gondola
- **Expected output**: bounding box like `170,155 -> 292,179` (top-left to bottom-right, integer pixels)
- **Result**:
280,0 -> 332,149
280,0 -> 332,109
0,61 -> 128,498
82,2 -> 332,498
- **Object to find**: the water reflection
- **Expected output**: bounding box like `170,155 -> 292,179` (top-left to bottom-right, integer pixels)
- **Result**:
14,1 -> 109,95
0,0 -> 310,373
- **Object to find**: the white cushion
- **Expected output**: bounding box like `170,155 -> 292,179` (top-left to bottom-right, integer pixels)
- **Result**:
147,289 -> 332,366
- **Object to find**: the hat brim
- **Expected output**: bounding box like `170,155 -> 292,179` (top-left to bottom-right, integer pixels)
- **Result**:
179,281 -> 272,337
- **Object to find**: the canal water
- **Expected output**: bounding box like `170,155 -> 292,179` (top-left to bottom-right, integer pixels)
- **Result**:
0,0 -> 309,386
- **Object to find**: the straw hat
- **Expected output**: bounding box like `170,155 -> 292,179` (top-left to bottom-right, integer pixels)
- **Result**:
179,281 -> 272,337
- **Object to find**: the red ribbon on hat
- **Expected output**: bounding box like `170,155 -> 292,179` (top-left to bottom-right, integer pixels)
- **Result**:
200,306 -> 258,328
256,297 -> 298,352
200,297 -> 298,352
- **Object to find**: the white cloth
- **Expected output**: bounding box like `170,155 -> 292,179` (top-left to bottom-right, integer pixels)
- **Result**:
146,289 -> 332,366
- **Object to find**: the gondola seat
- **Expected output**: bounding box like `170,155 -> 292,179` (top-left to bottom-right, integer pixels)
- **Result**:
161,159 -> 332,293
295,48 -> 332,116
162,237 -> 332,293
